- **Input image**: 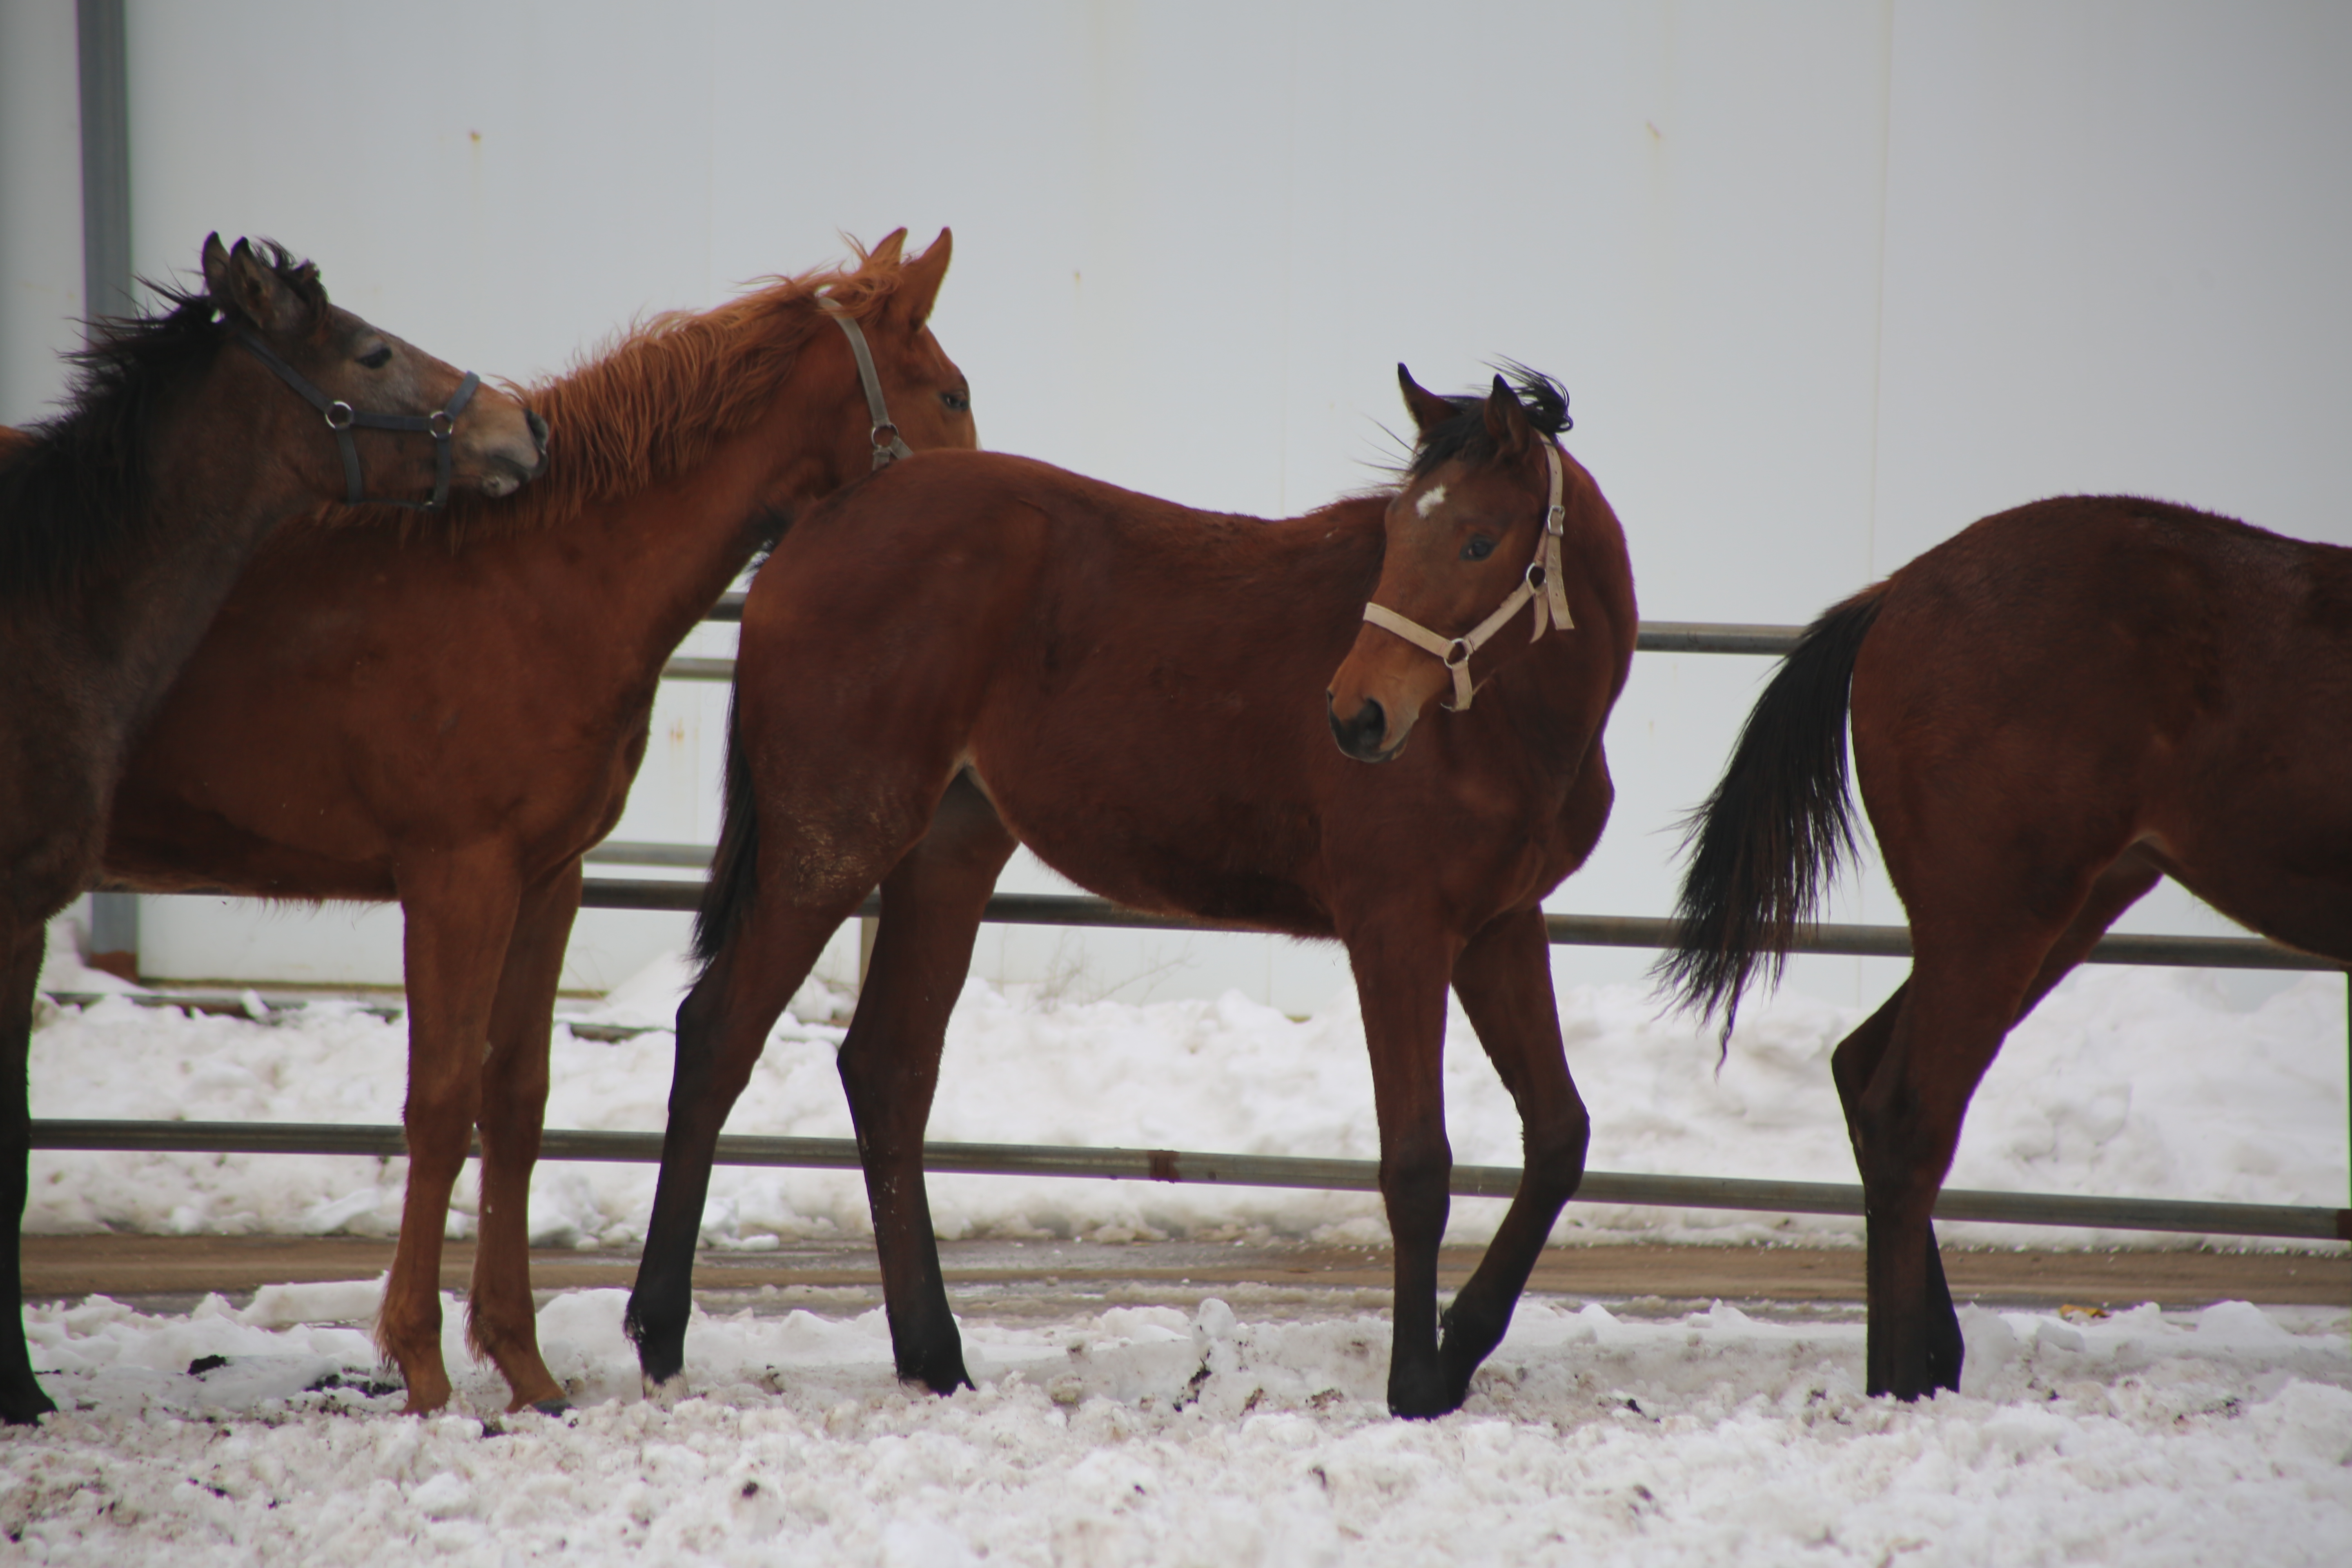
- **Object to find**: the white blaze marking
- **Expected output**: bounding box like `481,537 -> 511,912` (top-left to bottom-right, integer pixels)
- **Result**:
1414,484 -> 1448,518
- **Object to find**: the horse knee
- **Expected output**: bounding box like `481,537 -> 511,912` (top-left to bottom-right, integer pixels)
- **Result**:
401,1076 -> 480,1175
1379,1140 -> 1452,1240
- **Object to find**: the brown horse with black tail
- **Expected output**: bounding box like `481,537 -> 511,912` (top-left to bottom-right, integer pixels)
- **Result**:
1659,494 -> 2352,1401
2,236 -> 545,1424
100,230 -> 972,1416
626,365 -> 1636,1419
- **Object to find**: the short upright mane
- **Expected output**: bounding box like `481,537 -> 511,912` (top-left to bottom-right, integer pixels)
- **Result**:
0,242 -> 323,603
1405,363 -> 1573,482
339,237 -> 929,538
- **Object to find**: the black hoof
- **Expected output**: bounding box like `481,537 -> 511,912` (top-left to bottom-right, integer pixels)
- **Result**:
530,1397 -> 572,1417
897,1350 -> 973,1397
1385,1368 -> 1462,1421
2,1382 -> 58,1426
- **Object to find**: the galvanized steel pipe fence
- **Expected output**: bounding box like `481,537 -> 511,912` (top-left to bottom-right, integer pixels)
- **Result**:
42,609 -> 2352,1246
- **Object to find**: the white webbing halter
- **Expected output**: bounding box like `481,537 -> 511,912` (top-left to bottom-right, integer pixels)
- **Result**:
1360,442 -> 1575,711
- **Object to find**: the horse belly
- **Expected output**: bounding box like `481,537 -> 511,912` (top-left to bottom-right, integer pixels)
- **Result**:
969,757 -> 1335,938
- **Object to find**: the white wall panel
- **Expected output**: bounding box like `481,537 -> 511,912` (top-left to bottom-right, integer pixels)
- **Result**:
7,2 -> 2345,1012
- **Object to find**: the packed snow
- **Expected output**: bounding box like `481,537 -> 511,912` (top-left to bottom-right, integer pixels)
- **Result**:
6,1289 -> 2348,1564
11,941 -> 2350,1563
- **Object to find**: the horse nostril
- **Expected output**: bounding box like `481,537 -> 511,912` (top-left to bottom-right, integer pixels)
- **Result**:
1327,694 -> 1388,760
526,410 -> 550,450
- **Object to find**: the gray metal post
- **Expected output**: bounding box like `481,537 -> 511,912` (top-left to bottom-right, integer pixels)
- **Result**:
78,0 -> 139,981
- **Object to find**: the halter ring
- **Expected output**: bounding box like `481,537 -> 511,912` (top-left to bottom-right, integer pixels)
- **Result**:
324,401 -> 355,431
428,410 -> 455,439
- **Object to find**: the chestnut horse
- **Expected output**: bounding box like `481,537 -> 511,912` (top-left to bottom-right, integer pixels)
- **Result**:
626,367 -> 1637,1419
99,231 -> 973,1416
3,236 -> 544,1423
1659,495 -> 2352,1400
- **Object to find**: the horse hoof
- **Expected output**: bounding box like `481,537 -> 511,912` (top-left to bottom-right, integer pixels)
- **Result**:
530,1397 -> 572,1417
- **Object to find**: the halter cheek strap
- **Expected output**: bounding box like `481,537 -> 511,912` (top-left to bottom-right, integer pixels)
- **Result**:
1360,442 -> 1576,713
236,333 -> 479,511
828,312 -> 915,470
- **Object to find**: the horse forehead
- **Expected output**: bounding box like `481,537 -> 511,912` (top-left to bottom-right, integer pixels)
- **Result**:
1414,483 -> 1448,519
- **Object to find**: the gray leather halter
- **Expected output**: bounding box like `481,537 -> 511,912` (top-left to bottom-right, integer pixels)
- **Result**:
829,312 -> 915,470
236,332 -> 481,511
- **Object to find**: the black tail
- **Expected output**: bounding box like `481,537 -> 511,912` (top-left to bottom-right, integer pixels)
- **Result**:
690,682 -> 761,970
1654,587 -> 1885,1040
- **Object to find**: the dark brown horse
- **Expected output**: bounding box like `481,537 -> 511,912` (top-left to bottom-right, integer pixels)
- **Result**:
100,231 -> 972,1416
626,367 -> 1637,1419
1659,495 -> 2352,1401
3,236 -> 545,1423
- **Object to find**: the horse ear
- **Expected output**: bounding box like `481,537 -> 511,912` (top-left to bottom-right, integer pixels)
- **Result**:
219,238 -> 308,336
199,233 -> 233,307
867,228 -> 909,268
1397,364 -> 1458,436
1482,374 -> 1535,454
888,228 -> 953,331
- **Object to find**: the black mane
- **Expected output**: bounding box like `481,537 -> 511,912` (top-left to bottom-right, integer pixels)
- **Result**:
1405,362 -> 1573,482
0,242 -> 325,604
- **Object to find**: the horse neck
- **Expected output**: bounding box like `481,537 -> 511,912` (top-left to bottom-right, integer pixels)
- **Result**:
78,388 -> 319,739
545,387 -> 861,666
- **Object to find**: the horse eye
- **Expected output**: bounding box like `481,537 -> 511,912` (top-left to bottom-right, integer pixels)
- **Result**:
939,388 -> 970,413
1461,535 -> 1497,562
358,345 -> 392,370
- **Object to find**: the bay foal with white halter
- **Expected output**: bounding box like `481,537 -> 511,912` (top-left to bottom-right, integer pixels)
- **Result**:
628,364 -> 1635,1418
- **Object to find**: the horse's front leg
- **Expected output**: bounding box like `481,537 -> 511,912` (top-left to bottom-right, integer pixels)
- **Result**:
467,858 -> 581,1414
835,774 -> 1017,1394
1437,904 -> 1588,1404
1342,914 -> 1462,1418
0,916 -> 57,1425
381,849 -> 522,1415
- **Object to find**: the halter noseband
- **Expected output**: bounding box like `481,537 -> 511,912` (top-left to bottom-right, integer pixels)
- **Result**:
827,311 -> 916,470
236,333 -> 480,511
1359,442 -> 1576,713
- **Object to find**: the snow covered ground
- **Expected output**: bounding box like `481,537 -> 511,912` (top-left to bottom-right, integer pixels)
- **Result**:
11,942 -> 2350,1562
5,1288 -> 2348,1564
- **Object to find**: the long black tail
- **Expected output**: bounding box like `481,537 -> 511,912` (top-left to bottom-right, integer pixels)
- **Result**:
690,682 -> 761,970
1654,586 -> 1886,1040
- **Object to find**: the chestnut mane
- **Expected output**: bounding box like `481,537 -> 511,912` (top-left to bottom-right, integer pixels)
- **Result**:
324,234 -> 929,539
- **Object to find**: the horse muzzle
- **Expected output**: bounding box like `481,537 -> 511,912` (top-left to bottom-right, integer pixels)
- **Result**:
1327,692 -> 1406,764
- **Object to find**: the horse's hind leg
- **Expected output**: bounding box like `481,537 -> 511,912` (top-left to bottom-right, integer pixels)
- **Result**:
835,773 -> 1017,1394
1851,850 -> 2162,1399
466,859 -> 582,1414
0,917 -> 57,1424
1829,984 -> 1964,1389
1438,904 -> 1588,1408
626,898 -> 843,1387
380,850 -> 523,1415
1341,912 -> 1461,1419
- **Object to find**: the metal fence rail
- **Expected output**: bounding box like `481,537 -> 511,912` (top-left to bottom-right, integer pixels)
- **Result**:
30,1120 -> 2349,1242
660,615 -> 1813,682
